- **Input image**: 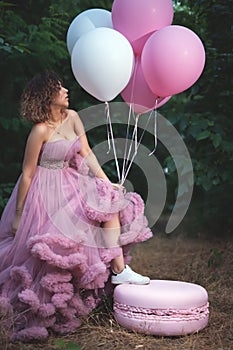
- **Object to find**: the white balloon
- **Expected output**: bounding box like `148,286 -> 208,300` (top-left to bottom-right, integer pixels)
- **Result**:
71,27 -> 134,102
67,8 -> 113,55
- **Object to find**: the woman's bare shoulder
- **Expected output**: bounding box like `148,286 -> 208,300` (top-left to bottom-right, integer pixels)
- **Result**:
30,123 -> 50,142
67,109 -> 80,119
67,109 -> 83,127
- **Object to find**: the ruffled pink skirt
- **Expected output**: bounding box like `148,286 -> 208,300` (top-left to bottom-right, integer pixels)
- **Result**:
0,138 -> 152,341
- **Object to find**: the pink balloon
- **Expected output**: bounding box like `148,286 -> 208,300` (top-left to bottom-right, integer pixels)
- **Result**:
121,57 -> 171,114
141,25 -> 206,97
112,0 -> 174,55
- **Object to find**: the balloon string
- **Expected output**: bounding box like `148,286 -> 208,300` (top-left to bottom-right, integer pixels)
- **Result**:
120,59 -> 139,185
121,109 -> 154,185
134,113 -> 139,153
148,99 -> 158,156
120,113 -> 139,185
125,114 -> 139,166
121,103 -> 133,185
105,102 -> 121,183
105,103 -> 111,154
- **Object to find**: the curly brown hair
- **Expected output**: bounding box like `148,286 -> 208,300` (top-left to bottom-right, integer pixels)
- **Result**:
20,71 -> 63,123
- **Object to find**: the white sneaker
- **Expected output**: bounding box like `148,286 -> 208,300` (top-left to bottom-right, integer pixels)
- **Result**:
111,265 -> 150,285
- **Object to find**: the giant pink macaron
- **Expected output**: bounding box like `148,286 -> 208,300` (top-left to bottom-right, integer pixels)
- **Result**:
113,280 -> 209,336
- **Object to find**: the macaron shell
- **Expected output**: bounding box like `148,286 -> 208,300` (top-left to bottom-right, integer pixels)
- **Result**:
113,280 -> 209,336
114,280 -> 208,309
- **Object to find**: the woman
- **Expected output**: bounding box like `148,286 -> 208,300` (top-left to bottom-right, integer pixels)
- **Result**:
0,71 -> 152,341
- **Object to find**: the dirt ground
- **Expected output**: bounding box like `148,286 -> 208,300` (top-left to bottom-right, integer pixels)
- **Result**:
1,230 -> 232,350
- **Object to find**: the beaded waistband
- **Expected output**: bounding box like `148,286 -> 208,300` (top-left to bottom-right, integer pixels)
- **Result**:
39,160 -> 69,169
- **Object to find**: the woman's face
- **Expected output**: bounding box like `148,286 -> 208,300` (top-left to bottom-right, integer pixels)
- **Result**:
51,83 -> 69,109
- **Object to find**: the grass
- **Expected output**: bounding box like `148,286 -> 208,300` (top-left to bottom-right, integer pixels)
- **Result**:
0,230 -> 232,350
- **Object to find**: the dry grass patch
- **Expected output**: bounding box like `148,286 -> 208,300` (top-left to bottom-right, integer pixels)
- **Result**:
1,232 -> 232,350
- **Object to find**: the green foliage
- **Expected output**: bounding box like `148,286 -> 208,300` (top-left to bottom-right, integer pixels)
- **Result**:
0,183 -> 15,212
161,0 -> 233,234
0,0 -> 232,234
208,248 -> 223,268
54,340 -> 81,350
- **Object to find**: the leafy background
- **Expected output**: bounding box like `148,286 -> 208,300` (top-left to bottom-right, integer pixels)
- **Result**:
0,0 -> 232,236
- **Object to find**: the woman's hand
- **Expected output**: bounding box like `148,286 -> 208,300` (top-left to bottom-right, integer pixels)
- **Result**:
112,183 -> 126,194
12,212 -> 22,236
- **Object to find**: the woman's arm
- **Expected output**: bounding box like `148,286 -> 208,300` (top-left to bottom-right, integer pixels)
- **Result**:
12,124 -> 47,235
73,111 -> 109,181
73,111 -> 126,192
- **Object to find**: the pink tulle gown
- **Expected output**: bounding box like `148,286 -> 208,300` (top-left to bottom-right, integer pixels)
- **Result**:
0,136 -> 152,342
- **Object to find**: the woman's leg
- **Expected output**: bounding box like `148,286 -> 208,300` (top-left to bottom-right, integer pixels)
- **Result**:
102,213 -> 125,273
102,213 -> 150,284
